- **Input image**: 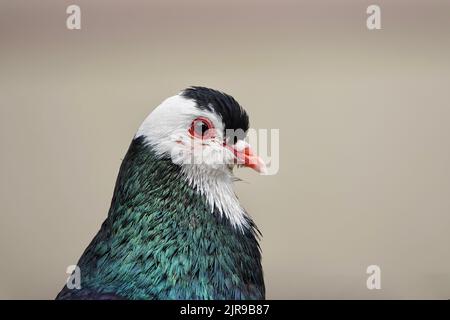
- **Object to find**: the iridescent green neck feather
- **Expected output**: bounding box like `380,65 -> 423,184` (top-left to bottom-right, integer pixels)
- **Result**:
56,137 -> 264,300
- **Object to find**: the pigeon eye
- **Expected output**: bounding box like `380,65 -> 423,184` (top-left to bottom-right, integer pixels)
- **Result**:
189,117 -> 215,139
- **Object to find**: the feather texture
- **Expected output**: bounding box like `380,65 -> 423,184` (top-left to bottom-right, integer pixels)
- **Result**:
56,136 -> 264,300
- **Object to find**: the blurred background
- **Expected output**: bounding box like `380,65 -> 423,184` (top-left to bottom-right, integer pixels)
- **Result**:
1,0 -> 450,299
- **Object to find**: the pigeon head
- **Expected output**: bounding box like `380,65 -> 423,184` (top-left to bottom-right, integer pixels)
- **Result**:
136,86 -> 266,175
134,86 -> 266,228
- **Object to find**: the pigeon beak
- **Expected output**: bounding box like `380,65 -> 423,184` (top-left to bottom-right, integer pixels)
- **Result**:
226,140 -> 267,174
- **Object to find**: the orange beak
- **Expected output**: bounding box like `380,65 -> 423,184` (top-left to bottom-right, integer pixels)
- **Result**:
226,141 -> 267,174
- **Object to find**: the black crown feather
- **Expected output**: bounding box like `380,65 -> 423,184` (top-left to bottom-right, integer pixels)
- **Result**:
181,87 -> 250,141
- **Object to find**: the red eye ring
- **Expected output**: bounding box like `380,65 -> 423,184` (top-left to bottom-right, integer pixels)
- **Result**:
189,117 -> 215,140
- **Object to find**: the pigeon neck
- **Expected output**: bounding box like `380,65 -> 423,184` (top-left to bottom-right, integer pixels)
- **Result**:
108,136 -> 249,231
70,136 -> 263,299
180,164 -> 248,230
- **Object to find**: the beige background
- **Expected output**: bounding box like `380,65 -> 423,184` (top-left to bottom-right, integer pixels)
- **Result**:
1,0 -> 450,299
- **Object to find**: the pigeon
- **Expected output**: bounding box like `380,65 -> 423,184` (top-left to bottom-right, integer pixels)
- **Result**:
56,87 -> 266,300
